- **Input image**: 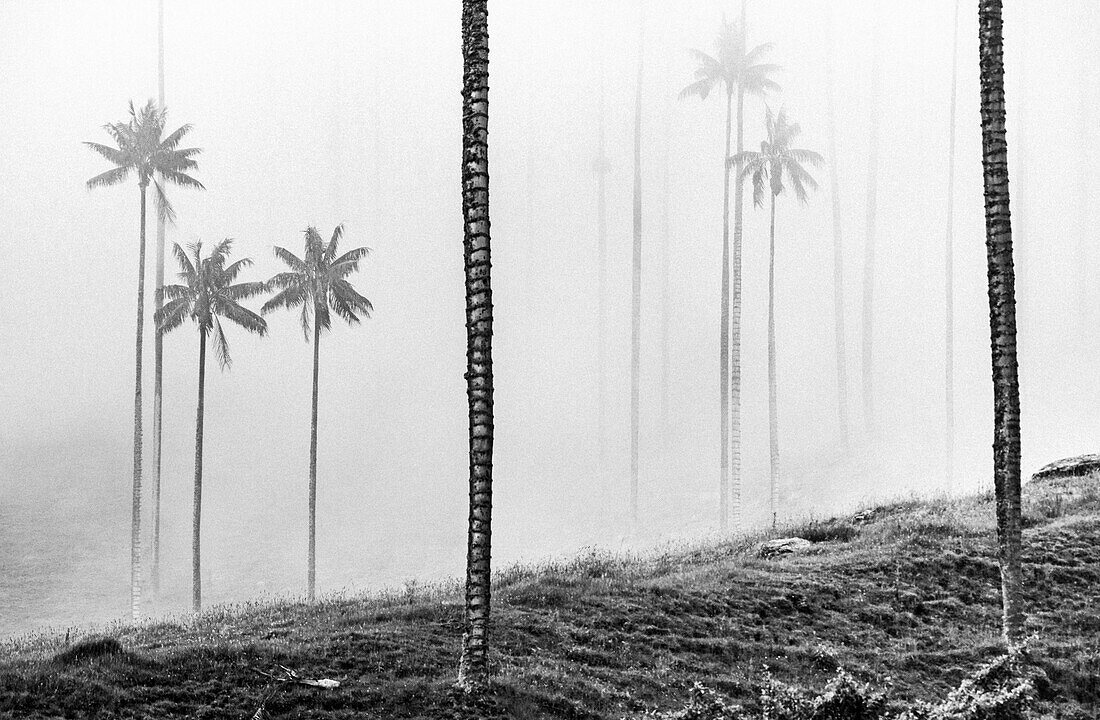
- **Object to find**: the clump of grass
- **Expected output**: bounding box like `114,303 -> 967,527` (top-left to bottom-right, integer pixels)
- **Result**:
52,637 -> 123,666
791,520 -> 860,544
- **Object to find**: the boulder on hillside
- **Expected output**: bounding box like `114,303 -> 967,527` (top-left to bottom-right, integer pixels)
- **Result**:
1032,455 -> 1100,481
759,537 -> 812,558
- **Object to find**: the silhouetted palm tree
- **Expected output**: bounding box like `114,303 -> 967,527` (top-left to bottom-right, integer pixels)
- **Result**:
456,0 -> 494,693
84,99 -> 203,620
156,240 -> 267,613
977,0 -> 1024,649
681,13 -> 779,531
731,107 -> 822,528
262,225 -> 371,603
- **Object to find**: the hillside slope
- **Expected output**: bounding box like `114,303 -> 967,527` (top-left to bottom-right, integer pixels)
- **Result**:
1,474 -> 1097,719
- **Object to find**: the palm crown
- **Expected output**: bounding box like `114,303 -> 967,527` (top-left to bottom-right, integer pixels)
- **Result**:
730,107 -> 824,206
156,240 -> 268,367
680,17 -> 781,101
84,99 -> 204,220
262,225 -> 373,337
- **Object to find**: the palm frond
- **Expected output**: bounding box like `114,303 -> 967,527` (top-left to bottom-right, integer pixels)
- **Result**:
743,42 -> 776,67
326,224 -> 345,262
160,123 -> 194,151
266,271 -> 308,291
85,166 -> 130,189
156,296 -> 192,335
157,167 -> 205,192
273,246 -> 309,274
158,283 -> 193,302
787,148 -> 825,168
679,76 -> 716,101
261,285 -> 309,315
223,279 -> 267,302
329,279 -> 373,323
211,316 -> 232,369
152,179 -> 177,225
222,257 -> 254,284
83,142 -> 130,167
329,247 -> 370,278
172,241 -> 197,283
214,296 -> 268,337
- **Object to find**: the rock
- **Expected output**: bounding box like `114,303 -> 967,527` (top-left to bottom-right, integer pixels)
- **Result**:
759,537 -> 812,558
1032,455 -> 1100,481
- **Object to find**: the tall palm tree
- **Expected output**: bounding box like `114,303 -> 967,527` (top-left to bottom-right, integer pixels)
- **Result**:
84,99 -> 203,620
945,0 -> 961,486
977,0 -> 1024,649
824,7 -> 850,448
456,0 -> 494,692
594,22 -> 611,490
152,0 -> 168,594
731,107 -> 822,528
156,240 -> 267,613
681,13 -> 780,531
262,225 -> 371,603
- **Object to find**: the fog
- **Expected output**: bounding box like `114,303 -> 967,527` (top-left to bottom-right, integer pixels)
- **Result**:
1,0 -> 1097,636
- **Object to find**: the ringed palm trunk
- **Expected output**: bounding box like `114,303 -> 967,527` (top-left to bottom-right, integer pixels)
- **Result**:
718,90 -> 732,531
457,0 -> 495,691
729,0 -> 747,535
977,0 -> 1024,649
862,23 -> 882,437
131,183 -> 148,622
597,58 -> 608,490
767,192 -> 779,528
192,325 -> 207,613
152,0 -> 167,594
308,319 -> 320,601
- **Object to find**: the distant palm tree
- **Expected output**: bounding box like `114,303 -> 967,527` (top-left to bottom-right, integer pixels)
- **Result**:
977,0 -> 1024,649
456,0 -> 494,693
630,3 -> 643,529
156,240 -> 267,613
84,99 -> 203,620
731,107 -> 823,528
152,0 -> 168,595
681,13 -> 780,531
945,0 -> 961,486
262,225 -> 371,602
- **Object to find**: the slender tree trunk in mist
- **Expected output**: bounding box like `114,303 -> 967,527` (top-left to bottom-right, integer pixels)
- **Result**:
824,13 -> 850,449
659,111 -> 670,452
596,51 -> 609,488
630,10 -> 643,531
767,192 -> 779,528
945,0 -> 960,486
457,0 -> 494,691
152,0 -> 166,595
131,183 -> 148,622
307,319 -> 320,601
718,89 -> 732,532
729,0 -> 747,534
192,326 -> 206,613
861,30 -> 882,438
978,0 -> 1025,649
1075,49 -> 1090,332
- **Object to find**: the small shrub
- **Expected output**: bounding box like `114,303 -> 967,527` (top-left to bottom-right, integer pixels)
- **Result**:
646,683 -> 746,719
761,668 -> 888,720
920,653 -> 1036,720
793,521 -> 860,544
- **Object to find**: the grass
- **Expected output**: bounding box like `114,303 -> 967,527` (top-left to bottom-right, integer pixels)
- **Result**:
1,475 -> 1098,719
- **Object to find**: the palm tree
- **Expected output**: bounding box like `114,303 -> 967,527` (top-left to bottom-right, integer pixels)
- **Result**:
84,99 -> 203,620
594,23 -> 611,490
977,0 -> 1024,649
945,0 -> 961,486
262,224 -> 372,603
681,12 -> 780,531
731,107 -> 822,528
152,0 -> 168,594
156,240 -> 267,613
456,0 -> 494,692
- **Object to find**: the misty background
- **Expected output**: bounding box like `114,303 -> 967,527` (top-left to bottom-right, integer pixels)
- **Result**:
1,0 -> 1097,636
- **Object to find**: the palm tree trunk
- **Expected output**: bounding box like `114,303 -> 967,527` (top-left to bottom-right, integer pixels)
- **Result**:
659,111 -> 670,454
767,192 -> 779,528
151,0 -> 166,595
308,319 -> 320,601
192,325 -> 206,613
945,0 -> 960,486
457,0 -> 494,692
824,9 -> 850,449
131,183 -> 148,622
630,9 -> 643,530
978,0 -> 1025,648
728,0 -> 747,535
862,19 -> 882,437
717,89 -> 732,532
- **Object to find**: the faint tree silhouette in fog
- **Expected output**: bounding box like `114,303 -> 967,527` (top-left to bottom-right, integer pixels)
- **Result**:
156,239 -> 267,612
262,224 -> 372,603
84,99 -> 204,620
681,11 -> 780,532
731,107 -> 822,529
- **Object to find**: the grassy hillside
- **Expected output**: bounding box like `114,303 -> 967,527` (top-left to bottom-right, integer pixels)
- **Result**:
1,473 -> 1097,719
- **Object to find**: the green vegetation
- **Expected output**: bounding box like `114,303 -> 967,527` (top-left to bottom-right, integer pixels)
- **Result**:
2,474 -> 1095,718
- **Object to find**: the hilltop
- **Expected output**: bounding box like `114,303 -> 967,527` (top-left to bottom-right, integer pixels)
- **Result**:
1,471 -> 1097,719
